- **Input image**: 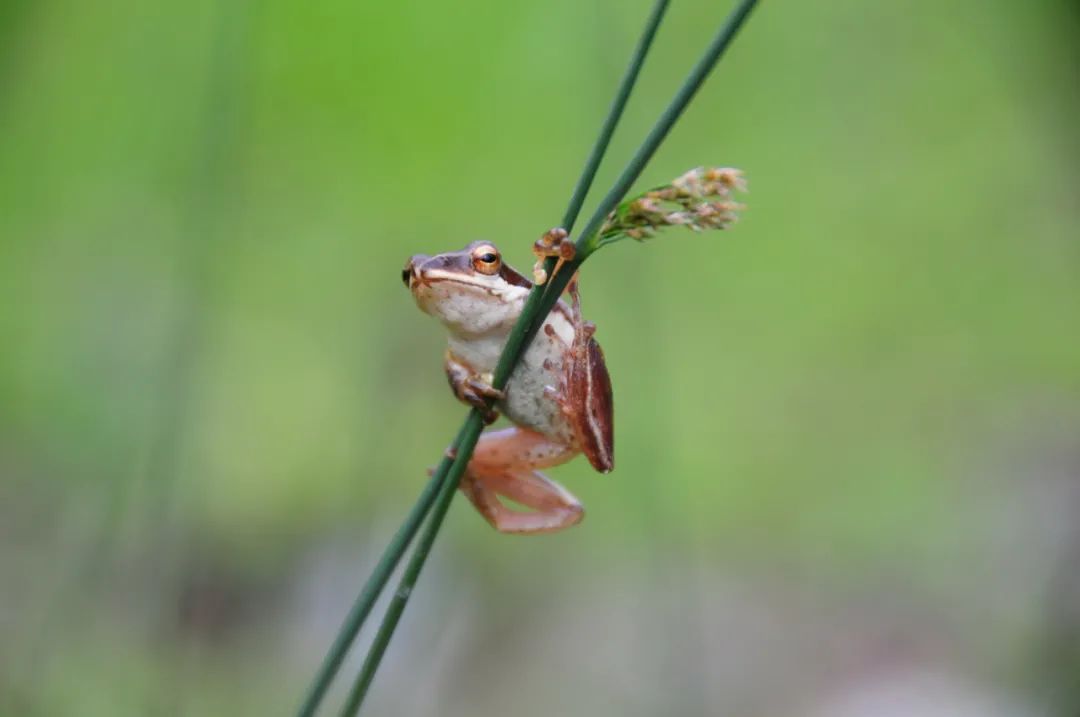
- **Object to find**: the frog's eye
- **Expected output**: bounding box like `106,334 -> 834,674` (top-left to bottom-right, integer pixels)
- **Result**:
471,245 -> 501,275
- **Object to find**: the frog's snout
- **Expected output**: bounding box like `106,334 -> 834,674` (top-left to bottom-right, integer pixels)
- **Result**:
403,254 -> 429,289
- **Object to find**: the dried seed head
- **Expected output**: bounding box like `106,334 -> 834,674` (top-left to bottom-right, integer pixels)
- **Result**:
598,166 -> 746,246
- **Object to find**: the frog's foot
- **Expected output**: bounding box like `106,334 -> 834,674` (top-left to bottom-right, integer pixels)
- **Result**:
532,227 -> 576,285
458,377 -> 505,424
459,426 -> 583,534
445,351 -> 504,424
460,471 -> 583,534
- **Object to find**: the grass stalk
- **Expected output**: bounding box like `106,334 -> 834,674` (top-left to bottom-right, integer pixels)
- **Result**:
294,423 -> 470,717
560,0 -> 671,231
576,0 -> 759,256
530,0 -> 761,360
337,414 -> 485,716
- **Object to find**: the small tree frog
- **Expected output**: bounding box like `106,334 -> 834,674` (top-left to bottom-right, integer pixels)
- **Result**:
403,240 -> 613,534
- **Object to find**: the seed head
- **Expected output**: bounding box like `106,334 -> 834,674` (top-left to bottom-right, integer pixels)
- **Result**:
597,166 -> 746,245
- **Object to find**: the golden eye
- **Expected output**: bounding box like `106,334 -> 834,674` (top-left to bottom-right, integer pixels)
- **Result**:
471,245 -> 501,275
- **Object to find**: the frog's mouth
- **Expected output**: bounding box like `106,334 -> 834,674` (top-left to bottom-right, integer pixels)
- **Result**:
415,270 -> 490,291
405,255 -> 495,293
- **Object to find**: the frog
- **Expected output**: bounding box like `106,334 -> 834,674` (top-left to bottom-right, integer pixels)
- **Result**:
403,238 -> 613,534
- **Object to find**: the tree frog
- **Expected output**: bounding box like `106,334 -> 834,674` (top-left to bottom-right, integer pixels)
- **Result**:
403,240 -> 613,534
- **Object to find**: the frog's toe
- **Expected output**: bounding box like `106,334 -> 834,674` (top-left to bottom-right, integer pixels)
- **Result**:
457,384 -> 502,423
466,377 -> 505,401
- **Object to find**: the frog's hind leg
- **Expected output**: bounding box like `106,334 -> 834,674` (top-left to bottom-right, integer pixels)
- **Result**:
459,427 -> 583,535
459,472 -> 583,535
557,273 -> 615,473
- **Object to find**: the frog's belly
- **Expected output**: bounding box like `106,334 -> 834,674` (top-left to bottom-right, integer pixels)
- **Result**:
447,303 -> 577,444
500,350 -> 574,444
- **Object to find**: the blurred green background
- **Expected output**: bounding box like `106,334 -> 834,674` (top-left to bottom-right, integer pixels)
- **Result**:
2,0 -> 1079,714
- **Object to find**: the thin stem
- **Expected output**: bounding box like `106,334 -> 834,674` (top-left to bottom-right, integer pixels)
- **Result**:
494,0 -> 672,392
337,413 -> 485,717
294,423 -> 470,717
560,0 -> 670,231
532,0 -> 760,328
576,0 -> 759,255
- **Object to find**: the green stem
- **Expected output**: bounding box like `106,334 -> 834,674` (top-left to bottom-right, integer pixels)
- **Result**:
574,0 -> 760,254
337,413 -> 485,717
576,0 -> 759,256
500,0 -> 673,385
560,0 -> 670,231
294,423 -> 470,717
534,0 -> 760,342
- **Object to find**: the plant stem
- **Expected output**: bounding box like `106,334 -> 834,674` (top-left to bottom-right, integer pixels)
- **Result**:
533,0 -> 760,344
575,0 -> 759,256
294,437 -> 468,717
337,413 -> 484,717
560,0 -> 670,232
498,0 -> 673,388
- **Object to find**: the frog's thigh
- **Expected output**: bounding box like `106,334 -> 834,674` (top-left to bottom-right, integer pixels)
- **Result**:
461,427 -> 583,535
469,426 -> 576,472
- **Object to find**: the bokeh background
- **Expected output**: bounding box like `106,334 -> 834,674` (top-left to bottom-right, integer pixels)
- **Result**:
2,0 -> 1079,714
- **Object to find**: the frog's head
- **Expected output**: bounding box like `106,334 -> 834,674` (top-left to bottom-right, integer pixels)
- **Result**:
404,241 -> 531,336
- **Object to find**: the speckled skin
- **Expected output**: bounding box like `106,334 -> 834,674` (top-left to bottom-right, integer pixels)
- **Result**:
404,241 -> 613,534
450,299 -> 577,444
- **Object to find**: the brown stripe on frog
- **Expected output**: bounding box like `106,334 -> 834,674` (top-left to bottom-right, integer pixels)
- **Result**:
498,262 -> 533,289
575,337 -> 614,473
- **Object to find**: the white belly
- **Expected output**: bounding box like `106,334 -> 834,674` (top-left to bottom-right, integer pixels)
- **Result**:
447,306 -> 577,443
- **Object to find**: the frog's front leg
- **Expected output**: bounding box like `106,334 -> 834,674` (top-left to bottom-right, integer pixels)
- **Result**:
445,350 -> 504,424
459,427 -> 583,534
531,227 -> 576,285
